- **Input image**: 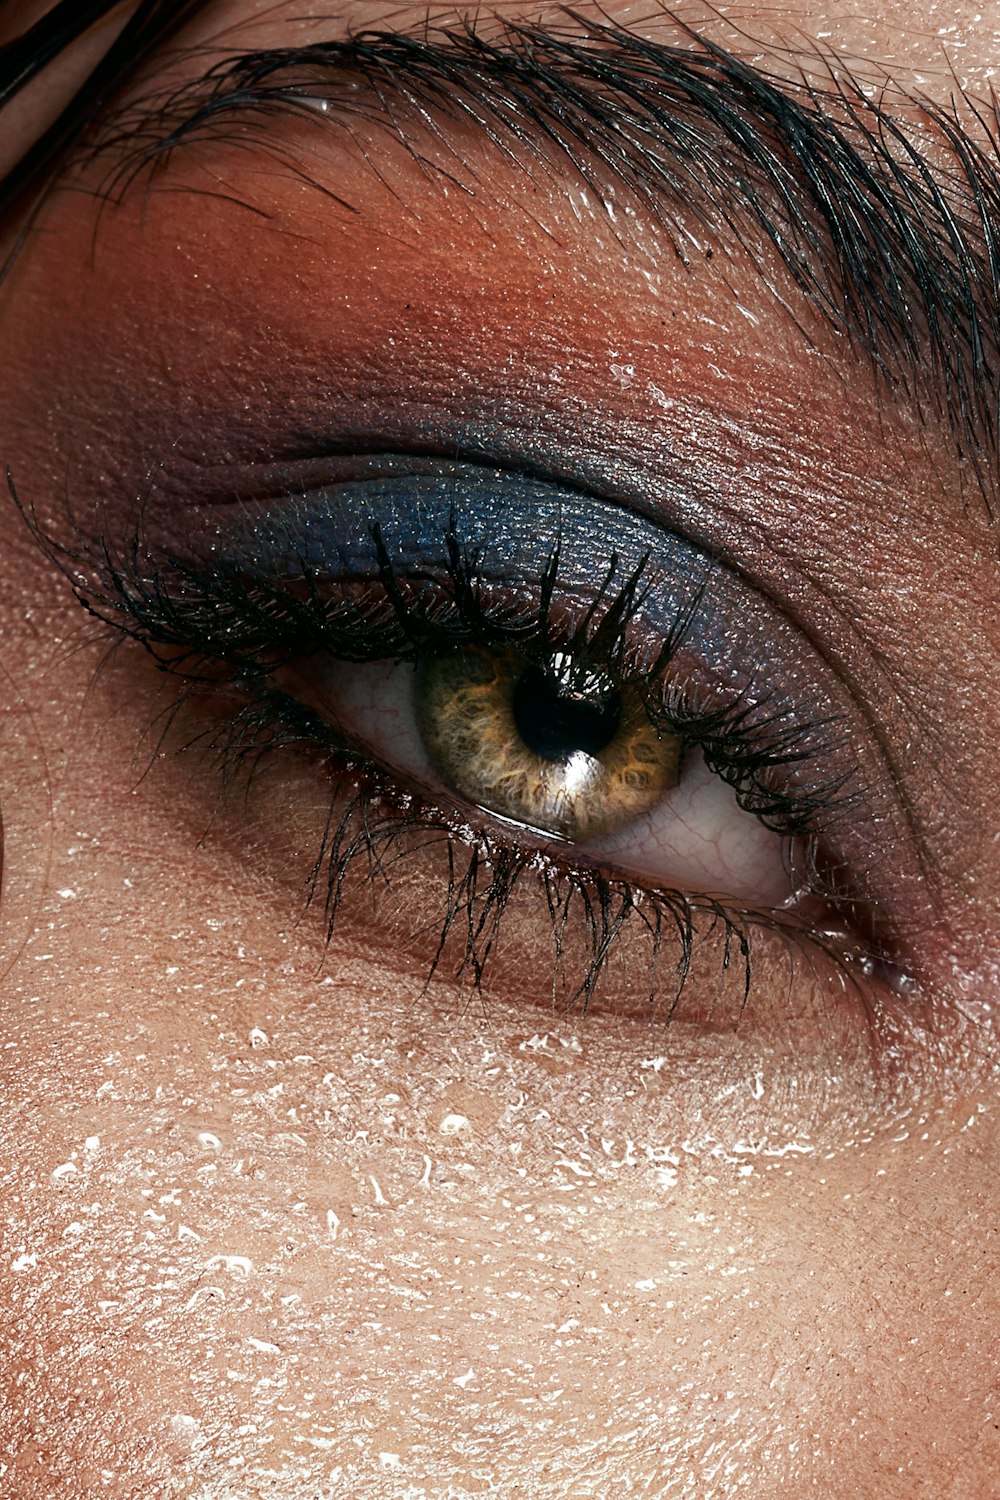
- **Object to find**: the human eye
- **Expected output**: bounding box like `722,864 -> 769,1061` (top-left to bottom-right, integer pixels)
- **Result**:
43,450 -> 918,1028
7,9 -> 1000,1500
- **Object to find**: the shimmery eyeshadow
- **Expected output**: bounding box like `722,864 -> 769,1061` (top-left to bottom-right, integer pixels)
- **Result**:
190,464 -> 855,788
215,472 -> 710,594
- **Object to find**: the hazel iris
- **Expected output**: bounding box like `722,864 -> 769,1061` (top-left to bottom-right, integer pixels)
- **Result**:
417,645 -> 681,840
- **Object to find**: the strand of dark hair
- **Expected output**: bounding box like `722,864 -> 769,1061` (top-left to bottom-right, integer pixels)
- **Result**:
0,0 -> 205,218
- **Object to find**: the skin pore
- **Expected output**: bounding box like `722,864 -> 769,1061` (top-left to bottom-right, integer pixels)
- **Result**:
1,2 -> 999,1496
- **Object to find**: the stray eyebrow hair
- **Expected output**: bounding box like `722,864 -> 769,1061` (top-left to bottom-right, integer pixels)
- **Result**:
90,11 -> 1000,501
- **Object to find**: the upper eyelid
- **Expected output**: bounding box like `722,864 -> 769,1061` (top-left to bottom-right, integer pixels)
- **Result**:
82,14 -> 1000,503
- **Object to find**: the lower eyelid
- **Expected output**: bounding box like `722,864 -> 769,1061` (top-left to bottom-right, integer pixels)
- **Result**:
188,722 -> 888,1041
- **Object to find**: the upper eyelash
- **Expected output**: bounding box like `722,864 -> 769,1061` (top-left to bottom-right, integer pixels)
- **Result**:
365,522 -> 854,852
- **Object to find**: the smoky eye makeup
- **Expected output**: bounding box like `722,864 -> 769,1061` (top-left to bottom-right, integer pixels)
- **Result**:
48,454 -> 927,1018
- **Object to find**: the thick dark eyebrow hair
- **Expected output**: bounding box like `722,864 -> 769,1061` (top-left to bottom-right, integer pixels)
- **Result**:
89,11 -> 1000,502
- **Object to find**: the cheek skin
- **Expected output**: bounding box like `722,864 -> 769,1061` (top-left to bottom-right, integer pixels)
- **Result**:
0,577 -> 996,1497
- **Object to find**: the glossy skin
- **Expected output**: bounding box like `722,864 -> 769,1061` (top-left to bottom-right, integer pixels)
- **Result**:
0,3 -> 998,1496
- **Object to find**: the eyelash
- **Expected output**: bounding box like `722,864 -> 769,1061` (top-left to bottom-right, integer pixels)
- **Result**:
19,450 -> 899,1026
21,475 -> 881,1018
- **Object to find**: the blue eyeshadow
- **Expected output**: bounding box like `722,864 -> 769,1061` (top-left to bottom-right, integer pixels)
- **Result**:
210,467 -> 714,612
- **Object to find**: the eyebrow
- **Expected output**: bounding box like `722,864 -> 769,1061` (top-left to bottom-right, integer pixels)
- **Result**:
90,11 -> 1000,500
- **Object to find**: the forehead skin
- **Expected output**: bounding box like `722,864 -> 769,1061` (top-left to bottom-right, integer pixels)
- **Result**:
173,0 -> 1000,81
0,3 -> 998,1498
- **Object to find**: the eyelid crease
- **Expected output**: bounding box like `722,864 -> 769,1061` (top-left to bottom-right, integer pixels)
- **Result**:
83,10 -> 1000,511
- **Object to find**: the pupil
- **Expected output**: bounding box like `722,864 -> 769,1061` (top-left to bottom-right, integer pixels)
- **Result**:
511,663 -> 622,762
